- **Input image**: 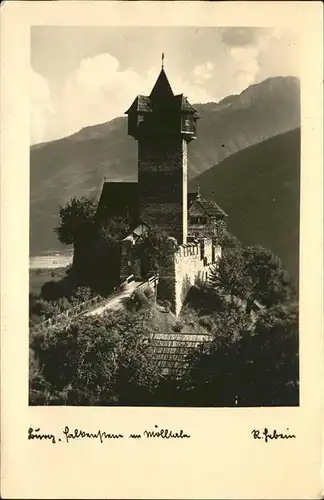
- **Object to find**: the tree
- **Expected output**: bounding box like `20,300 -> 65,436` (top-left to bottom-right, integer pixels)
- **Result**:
179,307 -> 252,406
55,196 -> 98,246
219,230 -> 242,251
55,196 -> 98,274
92,216 -> 131,291
97,216 -> 130,248
30,311 -> 162,405
179,302 -> 299,407
242,246 -> 292,306
208,245 -> 292,310
135,228 -> 178,277
208,248 -> 253,304
235,302 -> 299,406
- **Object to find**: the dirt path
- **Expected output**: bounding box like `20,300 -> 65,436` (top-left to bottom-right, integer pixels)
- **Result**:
84,280 -> 141,317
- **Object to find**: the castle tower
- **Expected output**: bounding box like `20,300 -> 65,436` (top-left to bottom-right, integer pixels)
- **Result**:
125,57 -> 199,244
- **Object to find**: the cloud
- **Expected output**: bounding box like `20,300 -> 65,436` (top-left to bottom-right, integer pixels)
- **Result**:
192,62 -> 214,84
49,54 -> 216,139
56,53 -> 143,137
30,68 -> 54,144
220,28 -> 299,96
221,27 -> 273,47
30,28 -> 300,143
229,47 -> 259,89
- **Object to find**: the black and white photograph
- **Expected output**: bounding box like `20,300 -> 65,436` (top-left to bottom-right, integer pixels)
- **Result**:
1,2 -> 323,499
29,25 -> 301,407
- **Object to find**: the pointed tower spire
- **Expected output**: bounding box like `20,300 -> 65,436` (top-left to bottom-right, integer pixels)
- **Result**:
150,56 -> 173,100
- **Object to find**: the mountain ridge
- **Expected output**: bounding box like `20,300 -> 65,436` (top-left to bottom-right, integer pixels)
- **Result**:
30,76 -> 300,255
189,128 -> 300,286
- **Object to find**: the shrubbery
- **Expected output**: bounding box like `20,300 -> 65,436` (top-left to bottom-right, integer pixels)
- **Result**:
30,285 -> 97,324
30,203 -> 298,407
208,244 -> 292,309
172,320 -> 184,333
143,287 -> 154,301
30,312 -> 162,405
174,302 -> 299,407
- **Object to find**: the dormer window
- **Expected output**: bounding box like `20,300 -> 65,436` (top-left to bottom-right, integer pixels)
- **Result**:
184,119 -> 191,131
190,216 -> 208,225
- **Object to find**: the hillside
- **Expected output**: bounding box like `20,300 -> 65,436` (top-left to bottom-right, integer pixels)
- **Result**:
30,76 -> 300,254
189,128 -> 301,287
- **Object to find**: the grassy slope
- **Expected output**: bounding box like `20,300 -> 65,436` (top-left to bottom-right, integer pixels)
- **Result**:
189,129 -> 300,287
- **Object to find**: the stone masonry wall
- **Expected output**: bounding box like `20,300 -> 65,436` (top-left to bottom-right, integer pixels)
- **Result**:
159,239 -> 222,316
138,136 -> 188,244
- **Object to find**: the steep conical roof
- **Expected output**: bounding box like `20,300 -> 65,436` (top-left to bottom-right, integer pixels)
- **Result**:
150,68 -> 174,100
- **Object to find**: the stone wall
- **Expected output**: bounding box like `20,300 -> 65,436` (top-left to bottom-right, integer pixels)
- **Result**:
159,239 -> 222,316
138,136 -> 188,244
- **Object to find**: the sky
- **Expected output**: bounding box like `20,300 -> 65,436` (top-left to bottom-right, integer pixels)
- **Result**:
30,26 -> 300,144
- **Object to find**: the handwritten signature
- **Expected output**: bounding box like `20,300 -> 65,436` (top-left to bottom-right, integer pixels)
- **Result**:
251,428 -> 296,443
28,425 -> 191,444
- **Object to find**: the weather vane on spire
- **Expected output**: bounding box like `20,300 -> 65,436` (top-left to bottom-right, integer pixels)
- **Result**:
161,52 -> 165,69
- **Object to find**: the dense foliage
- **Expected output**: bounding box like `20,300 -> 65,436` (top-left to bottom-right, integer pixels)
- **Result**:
134,228 -> 178,277
177,302 -> 298,406
30,311 -> 162,405
55,196 -> 131,292
30,207 -> 298,407
209,244 -> 292,309
55,196 -> 98,246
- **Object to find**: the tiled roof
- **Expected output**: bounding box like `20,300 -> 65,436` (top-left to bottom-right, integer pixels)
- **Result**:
174,94 -> 199,115
126,70 -> 199,115
151,332 -> 211,376
125,95 -> 152,114
137,95 -> 152,113
188,193 -> 227,218
199,199 -> 227,217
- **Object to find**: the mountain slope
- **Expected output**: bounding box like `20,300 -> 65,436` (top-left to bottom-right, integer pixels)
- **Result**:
189,128 -> 301,287
30,76 -> 300,254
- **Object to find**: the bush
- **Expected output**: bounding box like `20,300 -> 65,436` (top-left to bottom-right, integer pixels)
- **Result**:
161,299 -> 172,312
126,296 -> 137,312
172,321 -> 184,333
143,287 -> 154,301
41,280 -> 60,301
30,312 -> 163,405
72,286 -> 93,302
198,316 -> 213,332
179,303 -> 299,407
133,290 -> 150,310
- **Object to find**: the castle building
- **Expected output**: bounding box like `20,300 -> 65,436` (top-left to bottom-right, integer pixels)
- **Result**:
96,58 -> 227,314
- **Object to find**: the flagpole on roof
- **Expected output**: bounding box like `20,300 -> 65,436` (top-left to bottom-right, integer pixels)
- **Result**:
161,52 -> 165,69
